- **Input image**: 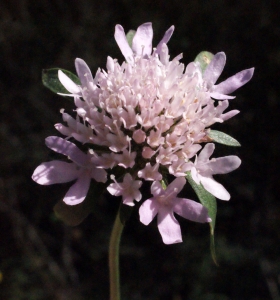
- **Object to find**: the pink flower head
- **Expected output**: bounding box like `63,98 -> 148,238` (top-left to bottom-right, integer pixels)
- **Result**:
32,136 -> 107,205
139,177 -> 211,244
34,22 -> 254,236
107,173 -> 142,206
190,143 -> 241,200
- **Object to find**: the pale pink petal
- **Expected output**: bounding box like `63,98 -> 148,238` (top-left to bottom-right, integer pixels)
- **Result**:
54,123 -> 72,136
45,136 -> 89,167
165,177 -> 186,195
32,161 -> 79,185
106,56 -> 115,72
132,129 -> 146,144
63,172 -> 91,205
123,173 -> 134,185
203,52 -> 226,86
207,156 -> 241,175
157,207 -> 182,244
132,22 -> 153,56
213,68 -> 254,95
173,198 -> 211,223
221,110 -> 240,121
114,25 -> 134,64
155,25 -> 174,55
198,143 -> 215,162
199,176 -> 230,200
75,58 -> 93,87
90,168 -> 107,183
150,181 -> 164,197
139,198 -> 159,225
210,92 -> 235,100
58,70 -> 80,94
131,183 -> 142,202
138,163 -> 162,181
107,183 -> 122,197
122,196 -> 135,206
191,167 -> 200,185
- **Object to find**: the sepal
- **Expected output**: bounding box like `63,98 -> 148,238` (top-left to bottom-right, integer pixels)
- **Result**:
42,68 -> 80,94
207,129 -> 241,147
126,30 -> 136,48
186,171 -> 218,264
194,51 -> 214,74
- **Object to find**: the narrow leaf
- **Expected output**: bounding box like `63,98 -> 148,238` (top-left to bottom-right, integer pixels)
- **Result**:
194,51 -> 214,74
208,130 -> 241,147
186,171 -> 218,264
42,68 -> 80,94
126,30 -> 136,48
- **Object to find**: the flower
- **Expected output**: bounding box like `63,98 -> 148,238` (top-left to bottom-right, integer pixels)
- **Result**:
107,173 -> 142,206
139,177 -> 211,244
189,143 -> 241,200
33,22 -> 253,236
55,24 -> 253,193
201,52 -> 254,100
32,136 -> 107,205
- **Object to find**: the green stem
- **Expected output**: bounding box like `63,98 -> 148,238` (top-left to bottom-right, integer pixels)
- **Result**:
109,207 -> 124,300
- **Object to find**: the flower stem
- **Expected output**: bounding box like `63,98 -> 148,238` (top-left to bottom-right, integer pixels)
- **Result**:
109,207 -> 124,300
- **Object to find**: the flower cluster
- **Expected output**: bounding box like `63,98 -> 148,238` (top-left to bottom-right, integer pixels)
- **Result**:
32,23 -> 253,244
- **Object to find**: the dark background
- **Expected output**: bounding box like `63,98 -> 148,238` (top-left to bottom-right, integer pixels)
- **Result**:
0,0 -> 280,299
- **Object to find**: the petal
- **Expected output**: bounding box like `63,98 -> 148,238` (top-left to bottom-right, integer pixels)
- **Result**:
151,181 -> 164,197
114,25 -> 134,64
90,168 -> 107,183
157,207 -> 182,244
165,177 -> 186,195
203,52 -> 226,86
58,70 -> 80,94
107,183 -> 122,197
155,25 -> 174,55
45,136 -> 89,167
200,176 -> 230,200
132,22 -> 153,56
213,68 -> 254,95
198,143 -> 215,163
139,198 -> 159,225
123,173 -> 133,185
32,161 -> 79,185
221,109 -> 240,121
207,156 -> 241,175
75,58 -> 93,87
191,167 -> 200,185
173,198 -> 211,223
210,92 -> 235,100
63,171 -> 91,205
122,196 -> 135,206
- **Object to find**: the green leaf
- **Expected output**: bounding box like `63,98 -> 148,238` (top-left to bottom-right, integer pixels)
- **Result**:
53,182 -> 105,226
207,130 -> 241,147
186,171 -> 218,264
126,30 -> 136,48
194,51 -> 214,74
42,68 -> 80,94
